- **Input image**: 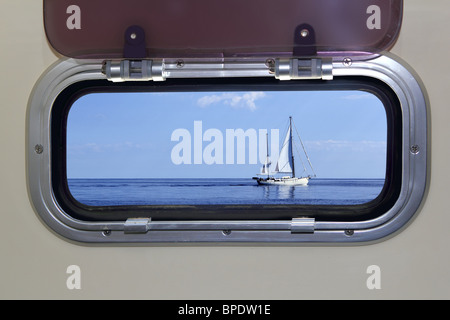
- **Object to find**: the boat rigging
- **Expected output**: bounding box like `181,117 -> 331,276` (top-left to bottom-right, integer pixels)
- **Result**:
253,116 -> 316,186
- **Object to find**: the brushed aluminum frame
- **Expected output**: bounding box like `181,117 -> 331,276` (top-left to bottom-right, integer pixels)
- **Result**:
26,53 -> 429,244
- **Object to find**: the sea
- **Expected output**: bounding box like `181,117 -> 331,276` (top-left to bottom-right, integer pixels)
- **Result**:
68,178 -> 385,206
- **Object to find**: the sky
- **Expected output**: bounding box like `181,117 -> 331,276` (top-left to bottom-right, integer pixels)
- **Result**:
67,89 -> 387,179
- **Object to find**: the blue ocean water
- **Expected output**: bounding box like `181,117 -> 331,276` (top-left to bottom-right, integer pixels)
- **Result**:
68,178 -> 385,206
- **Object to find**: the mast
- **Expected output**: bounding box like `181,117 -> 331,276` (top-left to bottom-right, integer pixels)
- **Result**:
289,116 -> 295,177
266,132 -> 269,178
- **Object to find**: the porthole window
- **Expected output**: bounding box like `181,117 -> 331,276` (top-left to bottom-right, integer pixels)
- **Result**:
66,88 -> 388,208
52,77 -> 400,224
27,0 -> 428,243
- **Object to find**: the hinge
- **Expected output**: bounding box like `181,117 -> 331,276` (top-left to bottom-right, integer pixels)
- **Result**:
124,218 -> 151,234
290,218 -> 315,233
275,58 -> 333,81
102,58 -> 332,82
102,60 -> 165,82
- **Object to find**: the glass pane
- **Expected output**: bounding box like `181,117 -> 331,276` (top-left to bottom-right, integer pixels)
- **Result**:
45,0 -> 402,58
67,90 -> 387,206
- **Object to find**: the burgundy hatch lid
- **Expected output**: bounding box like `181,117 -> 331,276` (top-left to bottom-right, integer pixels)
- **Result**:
44,0 -> 403,59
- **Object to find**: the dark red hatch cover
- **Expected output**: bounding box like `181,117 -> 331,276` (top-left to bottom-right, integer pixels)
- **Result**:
44,0 -> 403,59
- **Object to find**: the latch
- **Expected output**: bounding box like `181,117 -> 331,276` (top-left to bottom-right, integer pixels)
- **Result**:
290,218 -> 315,233
124,218 -> 151,234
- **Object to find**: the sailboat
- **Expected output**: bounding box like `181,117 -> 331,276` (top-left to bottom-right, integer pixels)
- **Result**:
253,116 -> 315,186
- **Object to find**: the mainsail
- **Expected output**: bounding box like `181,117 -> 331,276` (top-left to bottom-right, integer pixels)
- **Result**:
274,122 -> 294,174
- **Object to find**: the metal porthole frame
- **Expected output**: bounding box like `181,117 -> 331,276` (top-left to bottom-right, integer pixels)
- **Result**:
26,52 -> 429,244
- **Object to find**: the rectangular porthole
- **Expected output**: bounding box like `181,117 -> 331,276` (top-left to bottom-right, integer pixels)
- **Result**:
27,55 -> 427,243
67,90 -> 386,206
50,77 -> 402,223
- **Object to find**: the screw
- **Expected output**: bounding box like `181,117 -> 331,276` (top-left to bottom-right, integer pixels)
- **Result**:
265,58 -> 275,67
410,145 -> 420,154
265,58 -> 275,74
345,230 -> 354,236
34,144 -> 43,154
102,230 -> 111,237
222,230 -> 231,236
343,57 -> 352,67
176,60 -> 185,68
300,29 -> 309,38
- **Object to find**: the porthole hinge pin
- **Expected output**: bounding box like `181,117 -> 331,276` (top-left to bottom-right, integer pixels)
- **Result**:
102,60 -> 165,82
275,58 -> 333,81
290,218 -> 315,233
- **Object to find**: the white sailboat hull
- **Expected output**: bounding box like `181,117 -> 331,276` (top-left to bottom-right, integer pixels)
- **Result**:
255,176 -> 309,186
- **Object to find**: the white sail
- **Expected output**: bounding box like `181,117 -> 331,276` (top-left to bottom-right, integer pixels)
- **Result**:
259,132 -> 272,175
261,163 -> 267,174
274,124 -> 293,174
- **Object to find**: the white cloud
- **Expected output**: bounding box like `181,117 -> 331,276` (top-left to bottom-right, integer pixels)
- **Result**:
197,92 -> 266,111
305,140 -> 386,152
